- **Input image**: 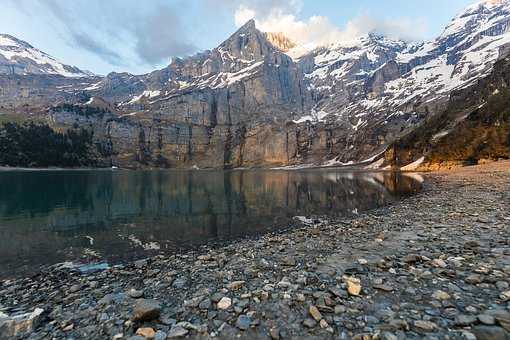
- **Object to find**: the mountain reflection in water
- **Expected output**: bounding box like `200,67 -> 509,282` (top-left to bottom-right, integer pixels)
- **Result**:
0,169 -> 422,278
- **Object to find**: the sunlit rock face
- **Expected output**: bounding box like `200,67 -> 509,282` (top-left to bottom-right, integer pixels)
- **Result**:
2,1 -> 510,168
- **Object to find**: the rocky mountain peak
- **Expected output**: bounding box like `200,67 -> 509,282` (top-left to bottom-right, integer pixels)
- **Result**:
0,34 -> 33,50
217,20 -> 283,62
0,33 -> 92,77
467,0 -> 508,12
442,0 -> 510,38
239,19 -> 256,31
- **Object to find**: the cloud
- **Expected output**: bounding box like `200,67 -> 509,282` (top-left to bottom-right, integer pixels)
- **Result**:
211,0 -> 303,19
37,0 -> 126,66
133,6 -> 196,65
6,0 -> 429,72
8,0 -> 196,68
230,1 -> 427,48
70,32 -> 124,66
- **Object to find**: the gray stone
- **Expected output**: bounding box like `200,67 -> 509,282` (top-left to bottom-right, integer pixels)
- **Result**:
455,314 -> 477,326
134,259 -> 148,268
132,299 -> 161,321
471,326 -> 508,340
68,284 -> 81,294
414,320 -> 437,332
154,330 -> 167,340
479,314 -> 496,325
303,318 -> 317,328
167,326 -> 188,338
172,278 -> 187,289
380,332 -> 398,340
496,281 -> 509,291
235,315 -> 251,331
128,288 -> 144,299
198,298 -> 211,310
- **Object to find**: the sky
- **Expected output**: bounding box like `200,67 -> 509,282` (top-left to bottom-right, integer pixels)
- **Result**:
1,0 -> 476,75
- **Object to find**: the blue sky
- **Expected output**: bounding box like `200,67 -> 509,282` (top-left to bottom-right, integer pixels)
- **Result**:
1,0 -> 475,75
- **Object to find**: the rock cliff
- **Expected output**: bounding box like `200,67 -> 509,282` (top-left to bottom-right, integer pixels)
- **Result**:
1,1 -> 510,169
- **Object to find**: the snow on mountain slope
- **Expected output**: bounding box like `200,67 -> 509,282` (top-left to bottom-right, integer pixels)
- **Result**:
383,0 -> 510,107
0,34 -> 91,77
303,34 -> 408,90
293,0 -> 510,127
106,20 -> 300,107
286,34 -> 410,125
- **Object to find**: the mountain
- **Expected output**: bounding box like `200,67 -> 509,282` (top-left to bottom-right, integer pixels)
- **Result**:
43,19 -> 312,168
87,19 -> 310,119
0,34 -> 92,77
384,54 -> 510,170
286,0 -> 510,166
0,0 -> 509,169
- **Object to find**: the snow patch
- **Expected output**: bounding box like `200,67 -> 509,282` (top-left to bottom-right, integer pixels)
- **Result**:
0,34 -> 89,77
401,156 -> 425,171
293,109 -> 330,124
127,90 -> 161,104
431,130 -> 450,141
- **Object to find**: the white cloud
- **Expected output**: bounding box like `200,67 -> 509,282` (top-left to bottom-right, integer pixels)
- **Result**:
233,3 -> 428,49
234,6 -> 256,26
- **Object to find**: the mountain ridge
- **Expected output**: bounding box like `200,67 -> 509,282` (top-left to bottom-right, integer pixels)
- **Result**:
0,1 -> 509,169
0,34 -> 92,78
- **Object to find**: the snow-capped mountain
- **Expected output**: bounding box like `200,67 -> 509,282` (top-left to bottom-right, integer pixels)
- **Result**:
291,34 -> 410,123
385,0 -> 510,107
298,0 -> 510,124
276,0 -> 510,165
1,1 -> 510,169
85,19 -> 309,123
0,34 -> 91,77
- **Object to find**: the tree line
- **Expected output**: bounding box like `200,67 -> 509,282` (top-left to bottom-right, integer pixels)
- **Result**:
0,122 -> 99,167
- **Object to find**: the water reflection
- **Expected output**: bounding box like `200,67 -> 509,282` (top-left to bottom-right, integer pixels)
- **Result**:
0,169 -> 422,278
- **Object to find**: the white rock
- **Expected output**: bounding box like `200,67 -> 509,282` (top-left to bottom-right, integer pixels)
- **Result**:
217,297 -> 232,310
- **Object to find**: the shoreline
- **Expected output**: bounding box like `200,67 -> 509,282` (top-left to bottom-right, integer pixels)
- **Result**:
0,163 -> 430,173
1,161 -> 509,339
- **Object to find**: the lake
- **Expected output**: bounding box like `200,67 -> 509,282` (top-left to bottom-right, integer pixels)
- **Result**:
0,169 -> 422,278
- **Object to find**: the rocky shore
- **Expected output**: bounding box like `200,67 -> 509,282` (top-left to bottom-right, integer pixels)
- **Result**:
1,161 -> 509,339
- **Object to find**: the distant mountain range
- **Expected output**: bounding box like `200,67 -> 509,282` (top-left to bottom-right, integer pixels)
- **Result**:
0,0 -> 509,169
